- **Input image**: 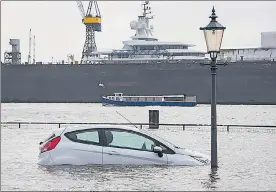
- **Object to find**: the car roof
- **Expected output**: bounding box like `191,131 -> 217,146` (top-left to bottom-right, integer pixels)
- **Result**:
63,124 -> 141,133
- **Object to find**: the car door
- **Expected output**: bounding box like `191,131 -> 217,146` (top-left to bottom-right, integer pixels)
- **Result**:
102,128 -> 168,165
51,129 -> 103,165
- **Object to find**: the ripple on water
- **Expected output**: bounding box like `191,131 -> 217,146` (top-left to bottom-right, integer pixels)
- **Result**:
1,103 -> 276,190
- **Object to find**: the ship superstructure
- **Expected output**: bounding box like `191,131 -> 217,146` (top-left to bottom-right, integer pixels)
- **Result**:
88,0 -> 206,64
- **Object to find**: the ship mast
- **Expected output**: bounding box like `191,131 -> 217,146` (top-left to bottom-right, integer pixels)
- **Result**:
142,0 -> 153,20
130,0 -> 156,41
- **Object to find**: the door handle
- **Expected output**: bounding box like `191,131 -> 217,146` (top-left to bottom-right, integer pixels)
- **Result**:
107,151 -> 120,155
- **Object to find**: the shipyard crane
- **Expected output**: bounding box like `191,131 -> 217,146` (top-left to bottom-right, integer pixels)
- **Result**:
76,1 -> 101,64
28,29 -> 32,64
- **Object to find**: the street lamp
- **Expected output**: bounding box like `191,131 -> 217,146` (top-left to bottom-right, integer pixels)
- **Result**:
200,6 -> 226,168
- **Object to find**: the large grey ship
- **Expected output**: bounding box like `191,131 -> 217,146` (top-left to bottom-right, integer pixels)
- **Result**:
1,1 -> 276,104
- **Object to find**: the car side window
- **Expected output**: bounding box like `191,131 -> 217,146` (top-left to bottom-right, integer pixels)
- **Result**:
65,130 -> 100,145
104,129 -> 155,152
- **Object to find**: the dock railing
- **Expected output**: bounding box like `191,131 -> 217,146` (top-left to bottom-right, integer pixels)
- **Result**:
1,122 -> 276,133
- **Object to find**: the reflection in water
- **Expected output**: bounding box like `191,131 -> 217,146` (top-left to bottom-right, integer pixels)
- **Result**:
37,164 -> 172,190
38,164 -> 169,179
202,168 -> 220,190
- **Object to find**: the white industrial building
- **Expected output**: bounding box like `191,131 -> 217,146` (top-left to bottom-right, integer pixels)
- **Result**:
218,32 -> 276,62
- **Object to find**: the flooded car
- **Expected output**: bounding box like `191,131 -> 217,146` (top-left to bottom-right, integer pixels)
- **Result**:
38,124 -> 210,166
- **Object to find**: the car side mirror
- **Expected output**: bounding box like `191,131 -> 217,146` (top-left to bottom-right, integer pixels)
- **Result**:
153,146 -> 163,158
153,146 -> 162,152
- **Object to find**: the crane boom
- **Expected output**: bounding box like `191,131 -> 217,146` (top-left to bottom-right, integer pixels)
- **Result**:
76,1 -> 85,18
76,1 -> 102,64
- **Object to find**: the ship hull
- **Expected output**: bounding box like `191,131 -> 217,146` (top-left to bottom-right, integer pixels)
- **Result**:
101,97 -> 197,107
1,61 -> 276,105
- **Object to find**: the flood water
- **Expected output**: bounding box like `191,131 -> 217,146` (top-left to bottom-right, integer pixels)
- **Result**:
1,103 -> 276,191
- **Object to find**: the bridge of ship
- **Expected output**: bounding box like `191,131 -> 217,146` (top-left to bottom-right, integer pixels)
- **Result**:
106,93 -> 196,102
108,50 -> 205,58
95,43 -> 206,59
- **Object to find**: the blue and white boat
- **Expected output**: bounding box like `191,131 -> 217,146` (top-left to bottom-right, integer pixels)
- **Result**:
101,93 -> 197,107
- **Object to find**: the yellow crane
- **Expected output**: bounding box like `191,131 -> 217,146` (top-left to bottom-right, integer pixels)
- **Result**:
76,1 -> 101,64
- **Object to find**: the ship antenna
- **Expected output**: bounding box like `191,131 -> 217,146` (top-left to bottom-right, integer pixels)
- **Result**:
142,0 -> 153,19
142,0 -> 147,17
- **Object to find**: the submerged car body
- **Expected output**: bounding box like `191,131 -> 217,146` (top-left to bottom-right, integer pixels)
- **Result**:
38,124 -> 210,166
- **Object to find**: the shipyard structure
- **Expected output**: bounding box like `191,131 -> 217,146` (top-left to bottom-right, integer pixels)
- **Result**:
1,1 -> 276,104
218,32 -> 276,62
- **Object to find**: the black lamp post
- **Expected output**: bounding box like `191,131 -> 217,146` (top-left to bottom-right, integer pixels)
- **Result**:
200,7 -> 226,168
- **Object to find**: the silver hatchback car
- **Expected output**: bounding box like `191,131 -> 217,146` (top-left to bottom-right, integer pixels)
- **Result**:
38,124 -> 210,166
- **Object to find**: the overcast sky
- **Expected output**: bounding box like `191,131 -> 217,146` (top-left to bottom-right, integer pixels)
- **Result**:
1,1 -> 276,62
